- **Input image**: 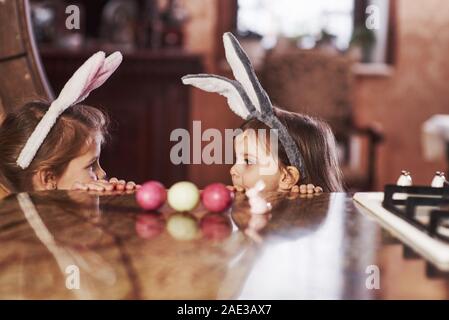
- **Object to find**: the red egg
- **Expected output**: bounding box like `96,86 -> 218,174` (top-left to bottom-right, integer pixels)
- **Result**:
136,181 -> 167,210
135,214 -> 165,239
201,183 -> 233,213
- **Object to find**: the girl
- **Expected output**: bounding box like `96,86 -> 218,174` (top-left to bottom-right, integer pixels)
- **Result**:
183,32 -> 343,194
0,101 -> 138,194
0,51 -> 138,195
230,108 -> 343,193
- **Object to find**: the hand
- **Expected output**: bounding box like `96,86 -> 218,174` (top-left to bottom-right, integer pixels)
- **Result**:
72,177 -> 141,192
227,185 -> 245,192
107,177 -> 141,191
291,184 -> 323,194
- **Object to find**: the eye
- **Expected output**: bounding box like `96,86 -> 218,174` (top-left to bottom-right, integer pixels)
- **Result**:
86,160 -> 98,171
245,157 -> 257,165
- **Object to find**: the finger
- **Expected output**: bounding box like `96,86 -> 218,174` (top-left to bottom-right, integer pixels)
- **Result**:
72,182 -> 88,191
92,183 -> 107,191
116,180 -> 126,191
314,186 -> 323,193
99,181 -> 115,191
307,187 -> 315,194
299,184 -> 307,194
136,184 -> 142,190
291,185 -> 299,193
86,185 -> 102,192
92,179 -> 114,191
307,184 -> 315,190
109,177 -> 119,184
226,185 -> 235,191
86,182 -> 106,191
125,181 -> 136,190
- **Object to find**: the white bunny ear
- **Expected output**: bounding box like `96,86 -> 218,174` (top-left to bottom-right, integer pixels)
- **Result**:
75,51 -> 123,104
182,74 -> 255,120
223,32 -> 273,114
53,51 -> 106,111
16,51 -> 121,169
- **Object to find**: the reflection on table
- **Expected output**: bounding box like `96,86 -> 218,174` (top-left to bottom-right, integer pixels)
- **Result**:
0,190 -> 448,299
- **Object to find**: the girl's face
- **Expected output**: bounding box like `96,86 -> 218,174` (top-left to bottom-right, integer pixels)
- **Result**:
55,133 -> 106,190
230,130 -> 283,192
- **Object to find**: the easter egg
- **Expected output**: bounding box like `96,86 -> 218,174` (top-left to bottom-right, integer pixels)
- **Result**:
166,213 -> 198,240
200,213 -> 232,241
167,181 -> 200,212
201,183 -> 233,212
136,181 -> 166,211
135,213 -> 165,240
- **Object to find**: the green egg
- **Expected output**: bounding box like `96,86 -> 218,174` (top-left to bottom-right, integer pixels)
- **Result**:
167,181 -> 200,212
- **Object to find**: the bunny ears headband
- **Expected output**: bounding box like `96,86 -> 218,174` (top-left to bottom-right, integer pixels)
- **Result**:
182,32 -> 306,178
16,51 -> 123,169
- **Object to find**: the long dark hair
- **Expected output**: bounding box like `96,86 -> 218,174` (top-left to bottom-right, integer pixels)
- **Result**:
241,108 -> 344,192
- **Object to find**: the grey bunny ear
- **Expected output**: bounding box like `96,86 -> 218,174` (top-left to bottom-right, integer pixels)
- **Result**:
182,74 -> 256,120
223,32 -> 273,115
182,34 -> 307,180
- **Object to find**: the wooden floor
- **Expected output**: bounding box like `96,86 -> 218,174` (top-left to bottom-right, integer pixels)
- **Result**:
0,190 -> 448,299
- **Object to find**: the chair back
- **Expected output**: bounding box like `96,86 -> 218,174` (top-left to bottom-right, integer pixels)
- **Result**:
0,0 -> 51,120
261,49 -> 354,135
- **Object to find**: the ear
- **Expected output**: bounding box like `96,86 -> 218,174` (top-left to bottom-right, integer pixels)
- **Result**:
0,183 -> 9,199
16,51 -> 107,169
75,51 -> 123,104
223,32 -> 273,114
278,166 -> 300,191
182,74 -> 256,119
33,169 -> 57,191
54,51 -> 106,111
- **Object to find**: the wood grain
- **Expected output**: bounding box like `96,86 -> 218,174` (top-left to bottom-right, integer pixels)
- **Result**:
0,190 -> 448,299
0,0 -> 51,115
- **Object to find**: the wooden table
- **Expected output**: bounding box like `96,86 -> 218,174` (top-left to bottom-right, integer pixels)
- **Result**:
0,191 -> 448,299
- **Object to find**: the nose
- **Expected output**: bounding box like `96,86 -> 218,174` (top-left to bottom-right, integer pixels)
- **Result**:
230,164 -> 239,178
96,165 -> 107,181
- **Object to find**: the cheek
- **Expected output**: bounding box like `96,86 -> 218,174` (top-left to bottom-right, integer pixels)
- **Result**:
240,166 -> 258,185
260,174 -> 281,192
231,164 -> 257,188
57,167 -> 95,189
238,166 -> 272,189
241,165 -> 282,191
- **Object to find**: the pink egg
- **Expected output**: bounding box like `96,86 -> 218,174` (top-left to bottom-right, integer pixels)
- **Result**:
136,181 -> 167,211
201,183 -> 233,213
135,214 -> 165,239
200,213 -> 232,241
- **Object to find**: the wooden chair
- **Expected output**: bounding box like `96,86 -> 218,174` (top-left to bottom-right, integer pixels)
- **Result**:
0,0 -> 51,196
0,0 -> 51,121
261,50 -> 383,190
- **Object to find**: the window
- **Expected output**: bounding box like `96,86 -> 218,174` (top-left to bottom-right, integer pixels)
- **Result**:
236,0 -> 394,64
238,0 -> 354,50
